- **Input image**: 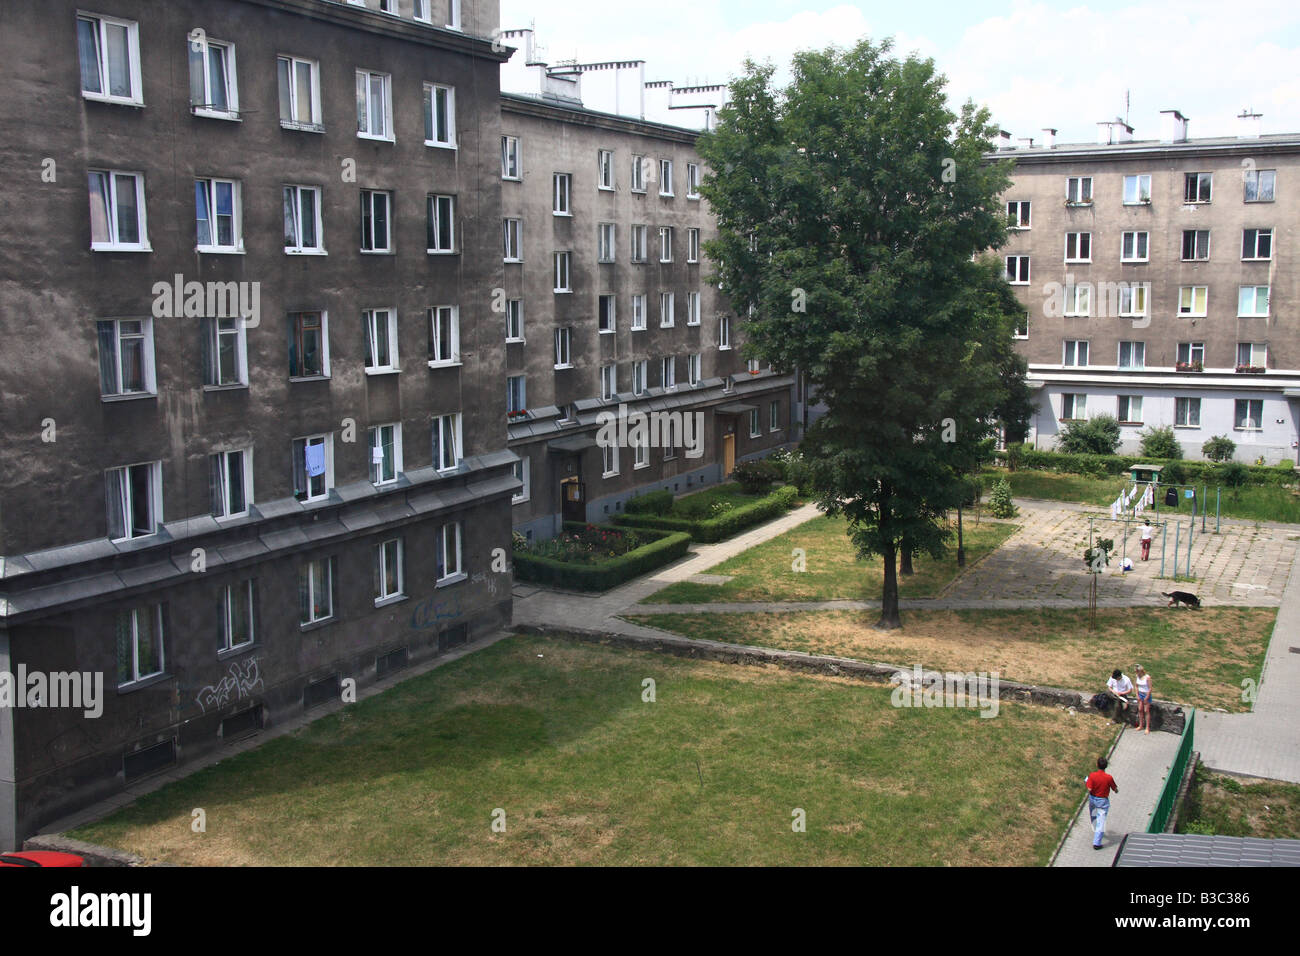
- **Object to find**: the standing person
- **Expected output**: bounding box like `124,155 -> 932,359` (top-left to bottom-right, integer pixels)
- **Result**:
1140,519 -> 1153,561
1134,665 -> 1153,734
1085,757 -> 1120,850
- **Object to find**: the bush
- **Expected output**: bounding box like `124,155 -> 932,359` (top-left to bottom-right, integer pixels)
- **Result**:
988,478 -> 1018,518
992,447 -> 1295,487
1219,461 -> 1249,489
511,525 -> 691,591
1140,425 -> 1182,460
1161,461 -> 1186,485
960,474 -> 984,507
770,449 -> 815,496
1202,435 -> 1236,463
1006,443 -> 1028,472
624,489 -> 674,515
732,458 -> 781,495
1057,415 -> 1121,455
614,486 -> 798,543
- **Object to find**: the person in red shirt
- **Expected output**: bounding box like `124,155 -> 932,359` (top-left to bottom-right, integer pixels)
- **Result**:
1085,757 -> 1120,850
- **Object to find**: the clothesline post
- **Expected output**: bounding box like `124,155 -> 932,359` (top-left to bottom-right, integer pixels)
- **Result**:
1173,520 -> 1181,577
1160,521 -> 1167,577
1187,519 -> 1194,577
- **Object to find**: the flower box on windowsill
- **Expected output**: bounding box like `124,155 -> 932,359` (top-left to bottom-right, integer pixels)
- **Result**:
1235,365 -> 1265,374
507,409 -> 531,422
1065,199 -> 1093,207
1175,362 -> 1203,372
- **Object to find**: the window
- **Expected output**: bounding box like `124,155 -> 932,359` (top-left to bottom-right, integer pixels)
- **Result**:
446,0 -> 462,30
599,294 -> 616,332
1239,286 -> 1270,317
1235,399 -> 1264,431
359,189 -> 392,253
631,155 -> 646,192
292,435 -> 332,501
659,160 -> 674,196
661,357 -> 676,390
369,423 -> 401,485
1237,342 -> 1267,368
745,408 -> 759,439
1181,230 -> 1210,260
413,0 -> 432,22
632,359 -> 648,396
288,311 -> 329,378
719,315 -> 731,349
554,252 -> 571,292
553,173 -> 572,215
503,218 -> 521,261
598,223 -> 615,262
1066,177 -> 1092,203
283,185 -> 323,253
431,414 -> 462,472
659,226 -> 673,262
1122,175 -> 1151,204
115,607 -> 163,687
631,224 -> 648,262
428,306 -> 459,365
423,83 -> 455,147
512,456 -> 530,504
436,523 -> 462,582
77,13 -> 141,104
770,401 -> 780,432
1013,314 -> 1029,339
1175,397 -> 1201,427
664,421 -> 678,461
660,292 -> 675,328
1117,396 -> 1143,424
1242,228 -> 1272,260
1061,394 -> 1086,420
1178,286 -> 1208,317
634,432 -> 649,469
219,581 -> 256,652
1007,200 -> 1031,228
1063,340 -> 1088,366
1118,341 -> 1145,369
375,538 -> 405,603
600,364 -> 616,401
1121,231 -> 1148,262
1176,342 -> 1205,368
506,299 -> 523,342
687,162 -> 700,198
277,55 -> 321,129
1184,172 -> 1212,203
106,461 -> 161,540
747,359 -> 761,375
210,449 -> 251,519
602,442 -> 620,477
631,295 -> 647,331
87,170 -> 148,250
688,353 -> 701,385
426,195 -> 455,252
188,35 -> 237,118
1244,168 -> 1275,202
356,70 -> 392,140
1118,284 -> 1148,318
1065,232 -> 1091,263
1064,284 -> 1090,317
202,316 -> 247,387
363,308 -> 399,373
723,375 -> 735,394
97,318 -> 155,397
553,327 -> 572,368
688,228 -> 701,263
1006,256 -> 1030,284
194,178 -> 242,253
299,557 -> 335,625
501,135 -> 521,179
507,375 -> 526,414
599,150 -> 614,190
687,292 -> 701,326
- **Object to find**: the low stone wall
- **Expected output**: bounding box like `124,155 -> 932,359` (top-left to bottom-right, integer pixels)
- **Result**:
515,623 -> 1189,735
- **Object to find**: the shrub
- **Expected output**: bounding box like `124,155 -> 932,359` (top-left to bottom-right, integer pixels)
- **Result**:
1219,461 -> 1249,489
511,526 -> 691,591
624,489 -> 674,515
1057,415 -> 1121,455
771,450 -> 814,496
1161,461 -> 1186,485
732,458 -> 781,495
614,486 -> 798,543
1202,435 -> 1236,463
1006,442 -> 1028,472
988,478 -> 1018,518
1140,425 -> 1182,461
961,475 -> 984,507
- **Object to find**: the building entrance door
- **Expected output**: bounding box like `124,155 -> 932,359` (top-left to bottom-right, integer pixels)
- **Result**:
722,434 -> 735,477
561,477 -> 585,523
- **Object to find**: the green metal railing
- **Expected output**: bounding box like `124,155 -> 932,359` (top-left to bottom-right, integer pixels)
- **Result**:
1148,708 -> 1195,833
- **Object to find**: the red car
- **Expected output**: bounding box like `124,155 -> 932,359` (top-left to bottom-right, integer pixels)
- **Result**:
0,851 -> 85,867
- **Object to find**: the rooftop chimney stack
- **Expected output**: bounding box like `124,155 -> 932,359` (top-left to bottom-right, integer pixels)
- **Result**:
1042,128 -> 1057,149
1116,117 -> 1134,143
994,129 -> 1013,149
1158,109 -> 1189,143
1238,109 -> 1262,139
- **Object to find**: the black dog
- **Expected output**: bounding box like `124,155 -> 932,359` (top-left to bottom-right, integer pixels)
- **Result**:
1162,590 -> 1201,608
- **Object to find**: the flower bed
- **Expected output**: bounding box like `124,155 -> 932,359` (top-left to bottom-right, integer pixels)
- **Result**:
512,524 -> 691,591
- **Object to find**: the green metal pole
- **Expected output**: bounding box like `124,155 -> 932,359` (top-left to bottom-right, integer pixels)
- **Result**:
1202,485 -> 1207,533
1173,520 -> 1181,578
1161,521 -> 1167,577
1187,519 -> 1194,577
1216,487 -> 1220,534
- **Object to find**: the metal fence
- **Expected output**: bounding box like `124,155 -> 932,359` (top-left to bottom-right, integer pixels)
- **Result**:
1147,708 -> 1196,833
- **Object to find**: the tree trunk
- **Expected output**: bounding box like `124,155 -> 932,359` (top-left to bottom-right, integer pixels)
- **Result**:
956,507 -> 966,567
899,540 -> 914,576
876,541 -> 902,630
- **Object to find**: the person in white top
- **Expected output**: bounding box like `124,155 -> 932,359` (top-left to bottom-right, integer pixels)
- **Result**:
1140,519 -> 1153,561
1106,669 -> 1135,716
1134,665 -> 1154,734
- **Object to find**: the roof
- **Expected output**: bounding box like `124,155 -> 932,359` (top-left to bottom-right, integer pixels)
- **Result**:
986,132 -> 1300,164
1114,833 -> 1300,867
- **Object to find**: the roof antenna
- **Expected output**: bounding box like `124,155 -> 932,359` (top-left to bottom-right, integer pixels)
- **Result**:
1124,89 -> 1130,126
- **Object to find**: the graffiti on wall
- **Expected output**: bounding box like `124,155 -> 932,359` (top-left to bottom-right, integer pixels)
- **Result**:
194,658 -> 264,715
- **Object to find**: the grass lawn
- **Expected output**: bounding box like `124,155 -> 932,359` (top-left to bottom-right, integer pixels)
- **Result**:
1177,763 -> 1300,839
989,468 -> 1300,524
69,634 -> 1115,867
643,514 -> 1018,604
669,481 -> 772,513
623,607 -> 1275,712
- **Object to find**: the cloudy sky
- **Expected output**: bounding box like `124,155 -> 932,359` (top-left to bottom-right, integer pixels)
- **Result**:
499,0 -> 1300,144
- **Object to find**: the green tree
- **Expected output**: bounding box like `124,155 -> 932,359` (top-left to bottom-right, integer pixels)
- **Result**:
1057,415 -> 1121,455
697,40 -> 1022,629
1140,425 -> 1182,460
1202,435 -> 1236,462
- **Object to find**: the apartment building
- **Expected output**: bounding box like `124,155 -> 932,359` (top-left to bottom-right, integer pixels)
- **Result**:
0,0 -> 513,849
995,112 -> 1300,463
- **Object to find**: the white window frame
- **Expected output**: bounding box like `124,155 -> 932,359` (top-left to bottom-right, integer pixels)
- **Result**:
412,0 -> 432,23
293,434 -> 333,502
554,252 -> 571,292
423,82 -> 456,148
512,456 -> 531,504
1117,341 -> 1145,370
106,460 -> 162,541
506,299 -> 524,343
436,522 -> 463,583
428,305 -> 460,367
634,432 -> 649,469
375,537 -> 405,607
1063,340 -> 1089,367
210,448 -> 253,519
1242,228 -> 1272,261
1063,285 -> 1090,317
283,184 -> 324,254
687,291 -> 701,326
188,34 -> 238,120
220,581 -> 256,652
686,162 -> 700,199
1066,176 -> 1093,204
1061,393 -> 1086,421
553,173 -> 572,215
770,401 -> 780,432
1116,395 -> 1143,425
661,356 -> 676,391
1007,200 -> 1031,229
432,414 -> 463,473
599,294 -> 616,333
368,423 -> 402,486
1234,398 -> 1264,431
659,159 -> 674,196
288,310 -> 330,379
1244,169 -> 1275,203
1013,314 -> 1029,339
749,408 -> 761,438
554,327 -> 572,368
194,177 -> 243,253
1118,284 -> 1148,318
631,224 -> 648,263
719,315 -> 732,350
1181,229 -> 1210,261
598,150 -> 615,190
115,606 -> 165,687
1175,397 -> 1201,428
1178,286 -> 1208,317
426,194 -> 455,253
503,218 -> 522,262
97,317 -> 156,398
501,135 -> 521,180
600,364 -> 616,401
364,307 -> 399,374
1184,171 -> 1212,204
202,315 -> 248,388
507,374 -> 527,414
1006,255 -> 1030,284
632,359 -> 648,396
77,13 -> 143,106
631,154 -> 647,192
299,556 -> 335,626
1121,231 -> 1148,263
1176,342 -> 1205,368
1064,232 -> 1091,263
356,69 -> 394,141
1238,286 -> 1270,318
660,292 -> 675,328
1237,342 -> 1267,368
688,228 -> 701,263
277,55 -> 322,131
688,353 -> 701,386
1122,174 -> 1151,205
446,0 -> 462,31
631,294 -> 647,331
360,189 -> 392,254
659,226 -> 673,262
602,442 -> 620,478
598,222 -> 615,263
88,169 -> 149,251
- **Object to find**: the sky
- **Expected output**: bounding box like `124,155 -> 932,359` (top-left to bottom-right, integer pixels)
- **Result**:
499,0 -> 1300,143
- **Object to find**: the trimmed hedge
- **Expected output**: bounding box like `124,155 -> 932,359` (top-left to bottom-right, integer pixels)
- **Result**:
512,524 -> 691,592
613,485 -> 799,543
624,489 -> 674,515
997,446 -> 1297,487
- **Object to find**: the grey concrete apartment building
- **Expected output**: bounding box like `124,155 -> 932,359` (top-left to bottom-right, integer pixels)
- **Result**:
995,112 -> 1300,463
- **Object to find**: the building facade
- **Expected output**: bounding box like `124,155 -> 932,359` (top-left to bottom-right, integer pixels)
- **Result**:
996,113 -> 1300,463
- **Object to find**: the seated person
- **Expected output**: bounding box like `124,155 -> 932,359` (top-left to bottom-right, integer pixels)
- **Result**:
1106,669 -> 1135,712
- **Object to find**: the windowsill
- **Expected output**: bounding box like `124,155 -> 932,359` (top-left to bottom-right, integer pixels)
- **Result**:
435,465 -> 462,477
1064,260 -> 1092,265
116,672 -> 170,694
506,338 -> 525,345
554,364 -> 573,371
436,572 -> 468,589
360,249 -> 394,256
599,329 -> 615,335
101,391 -> 157,403
111,532 -> 158,546
218,641 -> 259,662
1122,200 -> 1151,206
554,290 -> 572,295
1244,199 -> 1274,204
659,193 -> 674,198
427,360 -> 462,370
553,212 -> 573,218
365,368 -> 400,376
631,326 -> 646,332
504,258 -> 523,264
598,259 -> 614,265
1009,226 -> 1031,231
1180,259 -> 1210,264
286,248 -> 327,256
1013,335 -> 1029,341
718,345 -> 732,351
215,510 -> 252,523
1121,259 -> 1148,264
280,121 -> 325,134
599,186 -> 615,193
374,593 -> 408,609
1174,425 -> 1200,430
1183,201 -> 1211,206
425,141 -> 458,150
427,249 -> 458,256
82,93 -> 144,108
1118,421 -> 1144,427
1241,258 -> 1272,263
687,321 -> 701,327
687,260 -> 699,265
1178,314 -> 1207,319
1238,315 -> 1269,320
660,324 -> 675,330
91,244 -> 152,253
1008,281 -> 1029,286
603,471 -> 619,479
687,194 -> 701,201
197,246 -> 246,255
512,495 -> 530,505
631,188 -> 647,195
203,382 -> 247,393
634,462 -> 650,470
1234,428 -> 1263,433
299,617 -> 336,633
750,433 -> 762,439
502,175 -> 522,182
1065,201 -> 1092,207
192,109 -> 241,122
289,374 -> 330,383
357,133 -> 395,143
1059,418 -> 1085,423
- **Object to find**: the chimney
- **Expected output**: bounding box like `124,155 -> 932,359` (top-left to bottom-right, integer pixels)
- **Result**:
1017,136 -> 1035,148
995,129 -> 1012,149
1116,117 -> 1134,142
1238,109 -> 1262,139
1097,121 -> 1115,145
1041,127 -> 1057,149
1159,109 -> 1189,143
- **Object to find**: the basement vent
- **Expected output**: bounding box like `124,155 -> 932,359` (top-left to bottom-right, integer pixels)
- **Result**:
1290,647 -> 1300,654
303,673 -> 341,710
376,646 -> 409,678
123,739 -> 176,781
439,624 -> 469,653
220,705 -> 262,741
